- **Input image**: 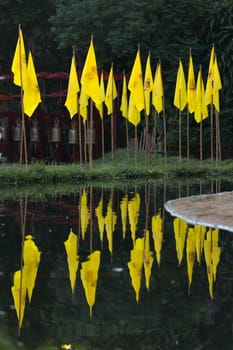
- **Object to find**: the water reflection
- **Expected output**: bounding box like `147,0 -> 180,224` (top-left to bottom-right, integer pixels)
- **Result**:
1,178 -> 233,349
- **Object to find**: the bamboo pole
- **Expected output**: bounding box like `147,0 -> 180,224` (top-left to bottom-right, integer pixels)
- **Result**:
125,117 -> 130,160
134,125 -> 138,164
178,109 -> 182,163
18,194 -> 28,335
153,111 -> 157,160
78,111 -> 83,166
162,97 -> 167,165
187,110 -> 190,161
100,115 -> 104,162
18,24 -> 28,166
89,100 -> 93,169
210,103 -> 214,163
145,113 -> 150,165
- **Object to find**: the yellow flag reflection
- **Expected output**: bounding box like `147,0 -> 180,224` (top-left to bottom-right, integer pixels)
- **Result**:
120,194 -> 128,240
23,235 -> 41,303
80,190 -> 90,240
151,210 -> 163,265
95,197 -> 105,243
104,198 -> 117,255
128,193 -> 140,244
204,229 -> 221,299
144,230 -> 154,291
11,270 -> 27,329
194,225 -> 206,264
80,250 -> 101,318
186,228 -> 196,292
64,229 -> 79,295
128,237 -> 144,303
173,217 -> 188,265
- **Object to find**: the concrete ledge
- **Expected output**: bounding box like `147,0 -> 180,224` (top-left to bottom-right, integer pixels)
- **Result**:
164,191 -> 233,233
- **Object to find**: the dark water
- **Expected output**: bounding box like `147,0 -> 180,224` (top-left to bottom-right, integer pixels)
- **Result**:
1,179 -> 233,350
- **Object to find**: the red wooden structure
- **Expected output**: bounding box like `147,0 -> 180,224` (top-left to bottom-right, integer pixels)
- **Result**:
0,71 -> 123,163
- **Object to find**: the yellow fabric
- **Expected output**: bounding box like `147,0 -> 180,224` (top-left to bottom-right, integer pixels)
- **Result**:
194,67 -> 208,123
81,38 -> 100,105
11,27 -> 27,89
144,53 -> 153,116
105,65 -> 118,115
79,86 -> 89,122
173,59 -> 187,111
187,53 -> 196,113
213,55 -> 222,112
128,48 -> 145,113
152,62 -> 163,114
205,45 -> 215,106
23,50 -> 42,117
95,71 -> 105,119
120,74 -> 128,119
65,54 -> 80,119
128,92 -> 141,126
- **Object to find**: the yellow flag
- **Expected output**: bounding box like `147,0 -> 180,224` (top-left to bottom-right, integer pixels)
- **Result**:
173,59 -> 187,111
65,53 -> 80,119
194,67 -> 208,123
152,62 -> 164,114
128,93 -> 141,126
23,50 -> 42,117
205,45 -> 215,106
95,70 -> 105,119
104,65 -> 118,115
128,48 -> 145,112
11,27 -> 27,89
213,55 -> 222,112
79,86 -> 89,122
80,38 -> 100,105
120,73 -> 128,119
187,52 -> 196,113
144,53 -> 153,116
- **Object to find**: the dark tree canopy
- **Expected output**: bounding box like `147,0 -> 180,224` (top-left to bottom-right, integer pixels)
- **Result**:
0,0 -> 232,155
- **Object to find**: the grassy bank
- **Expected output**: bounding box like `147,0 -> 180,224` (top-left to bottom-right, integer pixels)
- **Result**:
1,149 -> 233,186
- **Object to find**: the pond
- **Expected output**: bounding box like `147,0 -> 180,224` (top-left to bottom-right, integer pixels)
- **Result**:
1,178 -> 233,350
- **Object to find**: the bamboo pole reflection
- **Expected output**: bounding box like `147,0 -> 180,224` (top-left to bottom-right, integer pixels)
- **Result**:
11,194 -> 41,333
